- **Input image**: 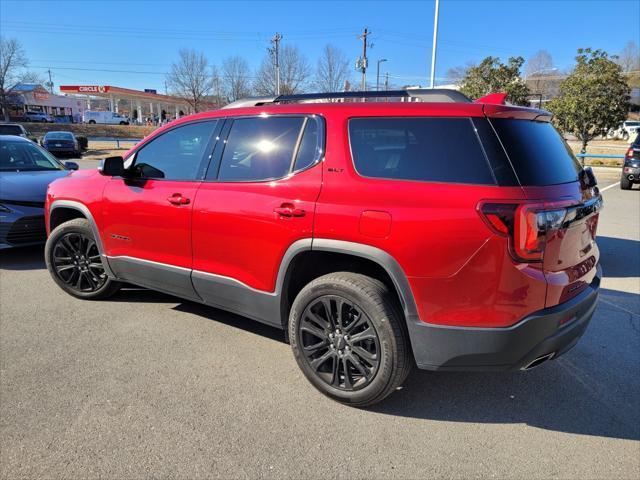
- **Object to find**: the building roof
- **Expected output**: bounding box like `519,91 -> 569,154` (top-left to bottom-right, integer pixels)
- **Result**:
11,83 -> 46,92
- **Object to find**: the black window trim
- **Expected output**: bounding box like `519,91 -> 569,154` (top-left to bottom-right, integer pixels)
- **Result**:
123,118 -> 223,182
205,113 -> 325,183
347,115 -> 498,187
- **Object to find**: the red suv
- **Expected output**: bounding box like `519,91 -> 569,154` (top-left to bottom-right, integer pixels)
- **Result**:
44,90 -> 602,406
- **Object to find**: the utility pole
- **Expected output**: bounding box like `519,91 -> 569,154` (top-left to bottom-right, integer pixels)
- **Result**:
358,27 -> 371,91
46,69 -> 53,93
376,58 -> 387,91
272,33 -> 282,95
429,0 -> 440,88
384,72 -> 389,91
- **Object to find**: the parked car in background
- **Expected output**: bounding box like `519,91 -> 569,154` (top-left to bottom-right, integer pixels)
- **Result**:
0,123 -> 38,142
43,89 -> 603,406
23,111 -> 54,123
607,120 -> 640,141
621,134 -> 640,190
0,135 -> 78,249
42,131 -> 82,157
83,110 -> 129,125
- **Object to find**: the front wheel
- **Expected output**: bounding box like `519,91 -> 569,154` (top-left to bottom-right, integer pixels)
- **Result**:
45,218 -> 122,299
289,272 -> 411,407
88,120 -> 96,124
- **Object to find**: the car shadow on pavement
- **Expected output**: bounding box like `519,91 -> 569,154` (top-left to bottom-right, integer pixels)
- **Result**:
371,287 -> 640,441
596,236 -> 640,278
173,301 -> 287,343
0,246 -> 45,270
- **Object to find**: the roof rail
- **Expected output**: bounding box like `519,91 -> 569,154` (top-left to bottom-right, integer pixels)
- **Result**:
221,88 -> 472,109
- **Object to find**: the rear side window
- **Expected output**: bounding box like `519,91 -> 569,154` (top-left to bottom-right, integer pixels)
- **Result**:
490,119 -> 582,186
218,117 -> 305,182
0,125 -> 23,135
348,117 -> 495,185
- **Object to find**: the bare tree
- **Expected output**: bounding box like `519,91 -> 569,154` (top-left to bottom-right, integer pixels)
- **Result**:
525,50 -> 556,99
445,63 -> 473,86
314,44 -> 350,92
166,49 -> 213,113
617,41 -> 640,73
222,56 -> 251,103
0,37 -> 37,121
254,45 -> 310,95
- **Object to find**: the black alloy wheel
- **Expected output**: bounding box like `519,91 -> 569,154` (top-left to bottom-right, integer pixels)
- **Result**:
298,295 -> 381,391
51,232 -> 107,293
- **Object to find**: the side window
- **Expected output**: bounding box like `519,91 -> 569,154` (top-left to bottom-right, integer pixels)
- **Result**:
131,120 -> 217,180
349,117 -> 495,185
293,117 -> 322,171
218,117 -> 305,182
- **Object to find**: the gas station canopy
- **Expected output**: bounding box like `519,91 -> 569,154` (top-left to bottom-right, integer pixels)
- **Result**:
59,85 -> 205,123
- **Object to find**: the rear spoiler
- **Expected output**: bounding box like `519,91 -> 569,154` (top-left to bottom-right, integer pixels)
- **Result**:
475,92 -> 552,122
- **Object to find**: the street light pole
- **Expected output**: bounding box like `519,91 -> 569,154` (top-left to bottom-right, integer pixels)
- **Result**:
429,0 -> 440,88
376,59 -> 387,91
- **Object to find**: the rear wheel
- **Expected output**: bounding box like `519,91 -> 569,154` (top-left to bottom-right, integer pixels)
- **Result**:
620,175 -> 632,190
289,272 -> 411,407
45,218 -> 122,299
88,120 -> 96,124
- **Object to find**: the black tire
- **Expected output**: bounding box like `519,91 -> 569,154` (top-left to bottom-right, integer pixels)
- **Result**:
45,218 -> 122,300
88,120 -> 96,124
119,121 -> 127,125
620,176 -> 632,190
289,272 -> 411,407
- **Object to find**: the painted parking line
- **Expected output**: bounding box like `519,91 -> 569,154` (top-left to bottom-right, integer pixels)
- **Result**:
600,181 -> 620,192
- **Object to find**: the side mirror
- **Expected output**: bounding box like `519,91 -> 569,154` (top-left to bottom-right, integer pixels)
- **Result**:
64,161 -> 79,171
581,166 -> 598,189
99,156 -> 125,176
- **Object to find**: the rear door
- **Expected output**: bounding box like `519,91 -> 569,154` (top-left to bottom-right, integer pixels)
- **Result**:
191,114 -> 324,318
489,117 -> 602,306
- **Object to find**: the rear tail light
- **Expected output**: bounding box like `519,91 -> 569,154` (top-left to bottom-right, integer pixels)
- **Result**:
626,147 -> 634,158
479,201 -> 571,262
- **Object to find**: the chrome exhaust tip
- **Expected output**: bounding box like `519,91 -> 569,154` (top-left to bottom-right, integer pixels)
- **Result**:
523,352 -> 555,370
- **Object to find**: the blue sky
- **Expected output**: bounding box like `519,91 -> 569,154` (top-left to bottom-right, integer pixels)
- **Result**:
1,0 -> 638,92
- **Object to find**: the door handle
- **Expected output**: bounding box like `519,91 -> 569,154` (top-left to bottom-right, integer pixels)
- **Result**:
274,203 -> 306,217
167,193 -> 190,205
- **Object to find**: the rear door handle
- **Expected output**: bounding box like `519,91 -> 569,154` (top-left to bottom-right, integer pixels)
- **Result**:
167,193 -> 190,205
274,204 -> 305,217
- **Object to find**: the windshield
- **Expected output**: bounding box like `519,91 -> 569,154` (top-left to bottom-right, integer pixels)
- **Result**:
0,125 -> 23,135
0,140 -> 65,172
45,132 -> 74,140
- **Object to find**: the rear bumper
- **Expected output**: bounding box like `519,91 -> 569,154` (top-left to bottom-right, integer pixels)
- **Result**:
408,265 -> 601,371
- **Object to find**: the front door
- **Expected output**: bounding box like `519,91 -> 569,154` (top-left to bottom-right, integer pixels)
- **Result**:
191,115 -> 324,322
101,119 -> 220,299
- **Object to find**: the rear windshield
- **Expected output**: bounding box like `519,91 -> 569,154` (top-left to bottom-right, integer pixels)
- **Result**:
0,125 -> 23,135
45,132 -> 73,140
349,117 -> 495,185
490,119 -> 582,186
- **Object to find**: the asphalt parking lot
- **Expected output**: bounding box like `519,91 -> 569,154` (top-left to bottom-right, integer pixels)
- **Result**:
1,167 -> 638,479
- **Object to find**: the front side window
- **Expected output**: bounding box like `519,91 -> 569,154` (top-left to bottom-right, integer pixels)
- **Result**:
349,117 -> 495,185
218,117 -> 307,182
0,140 -> 64,172
130,120 -> 217,180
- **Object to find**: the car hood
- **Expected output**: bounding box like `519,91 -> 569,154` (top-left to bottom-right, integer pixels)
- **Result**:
0,170 -> 71,202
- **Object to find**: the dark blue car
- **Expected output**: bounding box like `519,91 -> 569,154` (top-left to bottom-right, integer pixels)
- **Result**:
0,135 -> 78,249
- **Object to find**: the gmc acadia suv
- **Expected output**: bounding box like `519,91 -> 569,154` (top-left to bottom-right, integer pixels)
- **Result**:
44,89 -> 602,406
